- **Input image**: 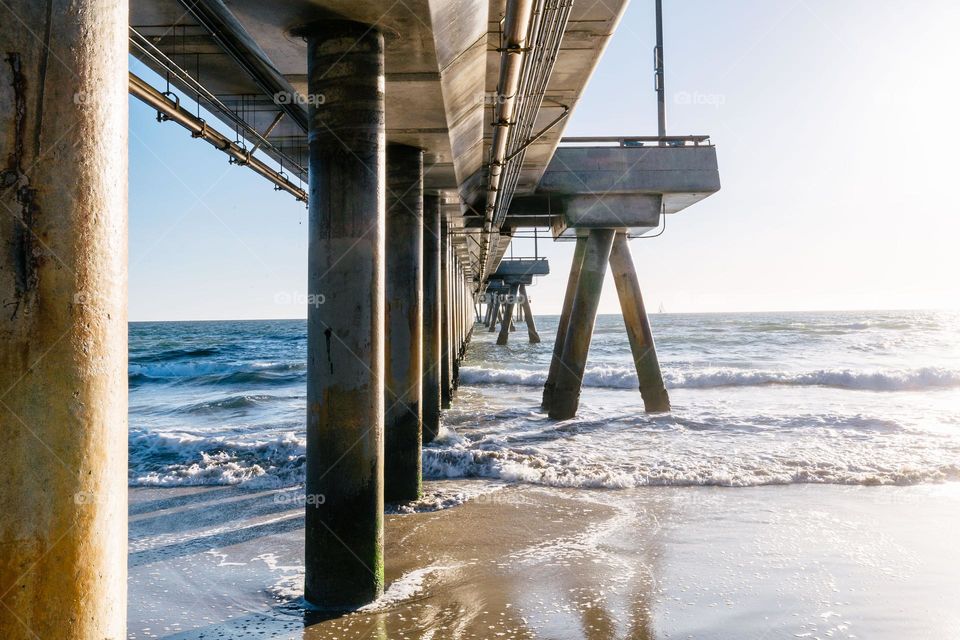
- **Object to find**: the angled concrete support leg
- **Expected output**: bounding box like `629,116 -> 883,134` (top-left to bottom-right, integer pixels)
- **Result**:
0,3 -> 128,637
385,144 -> 423,501
609,233 -> 670,412
422,195 -> 442,444
520,284 -> 541,343
497,283 -> 521,345
303,20 -> 385,609
548,229 -> 616,420
488,296 -> 500,332
542,236 -> 588,411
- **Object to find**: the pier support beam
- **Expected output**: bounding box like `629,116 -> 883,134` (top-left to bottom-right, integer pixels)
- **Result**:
302,20 -> 385,609
440,223 -> 452,408
548,230 -> 615,420
384,144 -> 423,500
422,195 -> 442,444
542,236 -> 588,411
497,283 -> 521,345
488,295 -> 501,333
520,284 -> 541,343
609,233 -> 670,412
0,2 -> 128,637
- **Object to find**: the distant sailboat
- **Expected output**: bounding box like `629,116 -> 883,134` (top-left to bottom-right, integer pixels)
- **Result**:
658,302 -> 666,314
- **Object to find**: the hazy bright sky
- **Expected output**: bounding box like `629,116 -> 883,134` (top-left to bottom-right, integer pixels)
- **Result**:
129,0 -> 960,320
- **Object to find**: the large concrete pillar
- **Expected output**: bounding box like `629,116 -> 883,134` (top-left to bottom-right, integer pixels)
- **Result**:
0,2 -> 128,638
496,282 -> 521,345
548,229 -> 616,420
422,195 -> 442,443
440,222 -> 452,408
302,20 -> 385,609
384,144 -> 423,501
542,236 -> 588,411
609,233 -> 670,412
520,284 -> 541,343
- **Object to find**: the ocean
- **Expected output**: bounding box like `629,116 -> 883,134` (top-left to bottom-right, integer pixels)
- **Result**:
128,310 -> 960,491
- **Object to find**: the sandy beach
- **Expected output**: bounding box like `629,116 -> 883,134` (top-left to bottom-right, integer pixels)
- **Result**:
128,481 -> 960,639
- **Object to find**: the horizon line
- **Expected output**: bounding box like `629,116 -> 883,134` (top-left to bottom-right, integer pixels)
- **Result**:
129,307 -> 957,323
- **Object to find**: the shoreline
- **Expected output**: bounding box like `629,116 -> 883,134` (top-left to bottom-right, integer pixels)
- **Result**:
129,480 -> 960,639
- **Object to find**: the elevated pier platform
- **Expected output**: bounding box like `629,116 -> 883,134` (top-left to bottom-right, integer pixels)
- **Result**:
505,137 -> 720,238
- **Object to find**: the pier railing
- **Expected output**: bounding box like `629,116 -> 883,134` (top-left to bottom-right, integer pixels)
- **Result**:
560,135 -> 712,147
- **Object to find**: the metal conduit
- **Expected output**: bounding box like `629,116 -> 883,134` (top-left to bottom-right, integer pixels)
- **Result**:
478,0 -> 572,282
477,0 -> 535,282
129,72 -> 307,202
496,0 -> 573,225
129,28 -> 307,180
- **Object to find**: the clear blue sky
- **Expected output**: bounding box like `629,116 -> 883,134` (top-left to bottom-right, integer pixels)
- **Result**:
129,0 -> 960,320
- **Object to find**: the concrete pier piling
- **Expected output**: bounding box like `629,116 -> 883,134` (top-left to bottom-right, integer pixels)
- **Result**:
384,144 -> 424,500
489,295 -> 501,332
440,223 -> 452,408
422,195 -> 442,443
497,283 -> 521,345
520,284 -> 541,343
548,229 -> 616,420
301,20 -> 385,609
609,233 -> 670,412
0,2 -> 128,637
542,236 -> 588,411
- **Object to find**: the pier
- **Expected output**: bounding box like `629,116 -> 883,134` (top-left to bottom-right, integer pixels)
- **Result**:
0,0 -> 719,631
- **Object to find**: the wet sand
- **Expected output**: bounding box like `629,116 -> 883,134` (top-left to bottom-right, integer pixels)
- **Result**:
128,482 -> 960,639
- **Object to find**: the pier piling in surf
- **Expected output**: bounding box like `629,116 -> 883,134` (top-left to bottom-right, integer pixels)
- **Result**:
520,285 -> 541,343
549,229 -> 616,420
422,195 -> 443,444
497,283 -> 521,345
385,143 -> 424,501
301,19 -> 386,609
609,233 -> 670,412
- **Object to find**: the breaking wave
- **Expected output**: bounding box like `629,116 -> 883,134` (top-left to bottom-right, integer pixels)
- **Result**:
458,365 -> 960,392
129,430 -> 306,488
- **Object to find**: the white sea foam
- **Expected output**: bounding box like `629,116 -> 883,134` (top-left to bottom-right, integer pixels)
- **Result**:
128,430 -> 306,487
458,365 -> 960,392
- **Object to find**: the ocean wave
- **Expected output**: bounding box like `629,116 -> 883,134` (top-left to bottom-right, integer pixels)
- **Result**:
127,418 -> 960,490
132,346 -> 226,363
129,430 -> 305,488
180,394 -> 285,414
458,365 -> 960,392
129,361 -> 305,385
422,443 -> 960,488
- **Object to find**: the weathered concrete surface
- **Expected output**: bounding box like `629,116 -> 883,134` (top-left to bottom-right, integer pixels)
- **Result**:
538,146 -> 720,198
0,1 -> 128,638
548,230 -> 615,420
609,233 -> 670,412
385,144 -> 423,501
512,145 -> 721,238
520,285 -> 541,343
542,236 -> 587,411
303,20 -> 385,609
422,195 -> 442,444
